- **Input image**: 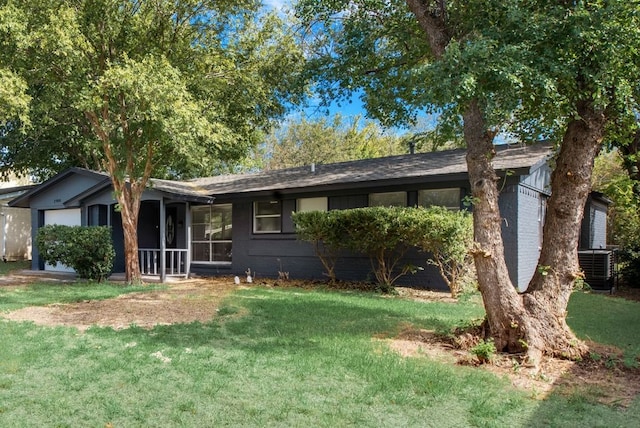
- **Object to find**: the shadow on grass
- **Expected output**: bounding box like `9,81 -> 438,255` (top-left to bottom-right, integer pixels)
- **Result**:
97,287 -> 480,353
522,292 -> 640,427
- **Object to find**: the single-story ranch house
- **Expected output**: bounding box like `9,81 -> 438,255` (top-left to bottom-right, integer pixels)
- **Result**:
10,143 -> 608,291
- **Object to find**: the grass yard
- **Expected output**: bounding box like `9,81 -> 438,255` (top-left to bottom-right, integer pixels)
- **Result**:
1,276 -> 639,427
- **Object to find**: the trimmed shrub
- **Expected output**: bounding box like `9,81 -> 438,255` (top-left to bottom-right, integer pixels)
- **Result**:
294,206 -> 475,295
291,210 -> 346,282
405,206 -> 476,297
36,225 -> 115,281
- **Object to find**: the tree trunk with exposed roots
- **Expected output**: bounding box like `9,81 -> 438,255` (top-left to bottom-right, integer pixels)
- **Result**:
464,100 -> 605,364
406,0 -> 607,365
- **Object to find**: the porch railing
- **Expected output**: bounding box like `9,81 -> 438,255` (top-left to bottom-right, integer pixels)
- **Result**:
138,248 -> 189,278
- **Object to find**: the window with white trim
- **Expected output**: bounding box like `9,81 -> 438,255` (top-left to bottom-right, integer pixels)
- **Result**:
418,188 -> 461,210
192,204 -> 232,263
297,197 -> 328,213
254,201 -> 281,233
369,191 -> 407,207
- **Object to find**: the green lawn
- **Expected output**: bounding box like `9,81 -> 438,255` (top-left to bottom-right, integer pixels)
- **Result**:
0,260 -> 31,276
1,282 -> 639,427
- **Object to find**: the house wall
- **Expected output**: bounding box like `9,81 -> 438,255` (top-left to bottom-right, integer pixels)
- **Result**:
0,206 -> 31,261
500,182 -> 549,292
499,186 -> 519,288
191,183 -> 468,289
516,186 -> 545,291
27,174 -> 106,270
580,197 -> 608,249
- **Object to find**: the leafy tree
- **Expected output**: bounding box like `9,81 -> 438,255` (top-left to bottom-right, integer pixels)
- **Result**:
257,114 -> 403,170
0,0 -> 305,283
296,0 -> 640,364
0,3 -> 29,128
593,150 -> 640,284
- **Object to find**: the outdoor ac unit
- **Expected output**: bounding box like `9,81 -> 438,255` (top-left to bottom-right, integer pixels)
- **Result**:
578,250 -> 615,291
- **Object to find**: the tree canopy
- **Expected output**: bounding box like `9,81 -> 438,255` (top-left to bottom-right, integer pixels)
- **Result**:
1,0 -> 305,180
257,114 -> 404,170
296,0 -> 640,363
0,0 -> 306,282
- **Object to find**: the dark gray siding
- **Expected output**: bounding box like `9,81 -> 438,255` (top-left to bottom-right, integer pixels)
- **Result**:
580,198 -> 608,249
499,186 -> 519,289
191,193 -> 450,289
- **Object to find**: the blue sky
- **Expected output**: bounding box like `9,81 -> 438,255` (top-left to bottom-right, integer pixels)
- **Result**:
260,0 -> 378,124
262,0 -> 429,137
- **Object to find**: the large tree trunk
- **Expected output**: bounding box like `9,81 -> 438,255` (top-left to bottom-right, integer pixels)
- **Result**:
463,101 -> 544,364
112,178 -> 143,284
406,1 -> 601,364
523,100 -> 606,359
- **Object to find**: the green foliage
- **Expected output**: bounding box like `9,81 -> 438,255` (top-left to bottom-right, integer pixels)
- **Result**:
295,207 -> 416,290
592,150 -> 640,285
404,206 -> 476,297
297,0 -> 640,146
293,206 -> 475,295
256,114 -> 403,171
0,0 -> 306,180
470,339 -> 497,364
291,210 -> 347,282
36,225 -> 115,281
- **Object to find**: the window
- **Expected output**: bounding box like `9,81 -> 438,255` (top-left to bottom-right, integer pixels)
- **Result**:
88,204 -> 108,226
418,188 -> 461,210
192,204 -> 232,263
254,201 -> 281,233
369,191 -> 407,207
297,197 -> 328,213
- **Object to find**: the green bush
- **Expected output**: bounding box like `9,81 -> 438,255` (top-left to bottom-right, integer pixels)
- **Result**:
293,206 -> 475,295
291,210 -> 347,282
470,339 -> 496,364
36,225 -> 115,281
405,206 -> 476,297
592,151 -> 640,286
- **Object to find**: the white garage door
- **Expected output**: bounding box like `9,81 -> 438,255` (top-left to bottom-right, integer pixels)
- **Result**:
44,208 -> 81,272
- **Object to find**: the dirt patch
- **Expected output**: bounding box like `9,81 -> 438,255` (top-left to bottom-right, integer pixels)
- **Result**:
1,276 -> 239,331
386,326 -> 640,406
614,285 -> 640,302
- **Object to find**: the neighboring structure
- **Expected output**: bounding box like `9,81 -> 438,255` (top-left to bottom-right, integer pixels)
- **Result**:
0,184 -> 35,261
578,192 -> 615,291
12,143 -> 571,290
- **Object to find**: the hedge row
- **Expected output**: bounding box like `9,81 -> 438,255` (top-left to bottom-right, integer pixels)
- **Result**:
292,206 -> 475,296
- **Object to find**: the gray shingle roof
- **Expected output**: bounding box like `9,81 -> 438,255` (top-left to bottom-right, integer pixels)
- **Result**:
150,143 -> 552,198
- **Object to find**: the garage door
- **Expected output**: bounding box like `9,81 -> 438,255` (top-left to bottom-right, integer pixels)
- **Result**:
44,208 -> 81,272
